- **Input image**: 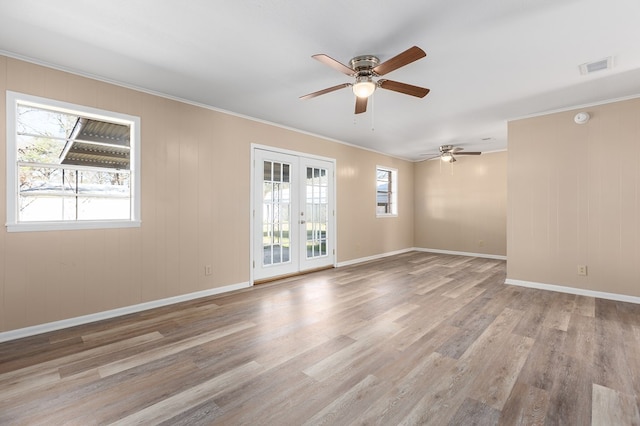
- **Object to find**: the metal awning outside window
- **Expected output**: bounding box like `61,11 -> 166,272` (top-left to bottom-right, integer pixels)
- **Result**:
60,118 -> 130,170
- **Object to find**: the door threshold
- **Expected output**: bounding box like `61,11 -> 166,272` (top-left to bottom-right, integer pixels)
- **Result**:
254,265 -> 335,285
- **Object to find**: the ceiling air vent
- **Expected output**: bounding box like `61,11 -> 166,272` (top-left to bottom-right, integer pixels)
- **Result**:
579,57 -> 613,75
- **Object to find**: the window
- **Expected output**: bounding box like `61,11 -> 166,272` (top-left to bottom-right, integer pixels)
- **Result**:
6,91 -> 141,232
376,166 -> 398,216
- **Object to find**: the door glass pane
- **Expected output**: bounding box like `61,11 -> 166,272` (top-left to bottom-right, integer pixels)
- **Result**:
263,161 -> 272,181
274,162 -> 281,182
262,160 -> 291,267
305,166 -> 329,260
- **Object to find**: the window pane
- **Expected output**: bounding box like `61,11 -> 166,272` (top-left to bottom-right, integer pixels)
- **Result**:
17,135 -> 66,164
77,170 -> 130,196
281,204 -> 290,222
77,197 -> 130,220
17,105 -> 79,139
263,161 -> 272,181
274,183 -> 281,201
320,186 -> 327,203
282,164 -> 290,183
282,243 -> 290,263
263,182 -> 273,201
262,223 -> 272,242
377,169 -> 390,181
376,181 -> 388,193
274,162 -> 281,182
281,182 -> 290,202
19,166 -> 73,193
19,196 -> 61,221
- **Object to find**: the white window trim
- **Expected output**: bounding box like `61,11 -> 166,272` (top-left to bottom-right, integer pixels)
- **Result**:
376,165 -> 398,218
5,91 -> 141,232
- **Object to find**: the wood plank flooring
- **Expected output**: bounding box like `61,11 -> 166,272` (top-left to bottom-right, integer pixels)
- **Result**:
2,252 -> 640,425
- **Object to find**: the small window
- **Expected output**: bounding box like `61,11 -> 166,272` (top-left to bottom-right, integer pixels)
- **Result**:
376,166 -> 398,216
6,91 -> 141,232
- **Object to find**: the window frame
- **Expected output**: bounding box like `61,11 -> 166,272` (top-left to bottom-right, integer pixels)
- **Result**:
376,165 -> 398,217
6,91 -> 141,232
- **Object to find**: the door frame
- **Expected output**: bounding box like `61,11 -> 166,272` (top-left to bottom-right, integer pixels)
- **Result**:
250,144 -> 337,285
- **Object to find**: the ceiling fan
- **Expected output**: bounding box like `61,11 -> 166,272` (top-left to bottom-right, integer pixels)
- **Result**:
300,46 -> 430,114
426,145 -> 482,163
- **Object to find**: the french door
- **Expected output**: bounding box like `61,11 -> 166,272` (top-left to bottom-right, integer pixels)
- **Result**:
252,148 -> 335,281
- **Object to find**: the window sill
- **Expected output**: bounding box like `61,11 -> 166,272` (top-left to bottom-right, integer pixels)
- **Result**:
376,214 -> 398,219
6,220 -> 141,233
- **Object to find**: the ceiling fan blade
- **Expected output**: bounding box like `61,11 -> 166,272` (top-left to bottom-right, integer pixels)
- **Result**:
379,79 -> 430,98
312,54 -> 356,76
300,83 -> 351,100
455,152 -> 482,155
355,96 -> 367,114
373,46 -> 426,76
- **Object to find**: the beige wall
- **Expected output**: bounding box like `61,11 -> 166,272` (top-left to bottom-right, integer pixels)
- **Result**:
0,56 -> 414,332
508,98 -> 640,297
414,152 -> 507,257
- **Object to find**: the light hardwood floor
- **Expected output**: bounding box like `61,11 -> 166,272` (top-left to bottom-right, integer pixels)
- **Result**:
2,252 -> 640,425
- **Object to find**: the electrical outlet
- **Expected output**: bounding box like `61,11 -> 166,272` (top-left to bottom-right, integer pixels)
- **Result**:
205,265 -> 212,276
478,240 -> 484,247
577,265 -> 587,276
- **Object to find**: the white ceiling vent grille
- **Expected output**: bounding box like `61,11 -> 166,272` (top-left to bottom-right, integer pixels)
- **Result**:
579,57 -> 613,75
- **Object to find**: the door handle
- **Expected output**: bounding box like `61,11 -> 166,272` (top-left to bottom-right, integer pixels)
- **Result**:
300,220 -> 306,224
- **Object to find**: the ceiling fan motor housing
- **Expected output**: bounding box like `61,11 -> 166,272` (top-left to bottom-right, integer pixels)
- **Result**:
350,55 -> 380,76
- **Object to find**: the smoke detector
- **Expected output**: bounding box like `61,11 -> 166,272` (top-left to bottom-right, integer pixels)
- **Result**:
574,112 -> 590,124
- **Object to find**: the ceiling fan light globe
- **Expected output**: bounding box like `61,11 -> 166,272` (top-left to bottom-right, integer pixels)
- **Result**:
352,80 -> 376,98
441,153 -> 453,163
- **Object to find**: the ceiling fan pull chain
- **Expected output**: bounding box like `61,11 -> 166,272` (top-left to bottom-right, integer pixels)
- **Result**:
371,95 -> 375,132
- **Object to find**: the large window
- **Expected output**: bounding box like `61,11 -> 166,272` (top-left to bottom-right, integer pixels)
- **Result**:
376,166 -> 398,216
6,91 -> 141,232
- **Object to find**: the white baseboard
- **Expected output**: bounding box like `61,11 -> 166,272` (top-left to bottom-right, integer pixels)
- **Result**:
337,247 -> 506,268
505,278 -> 640,304
414,247 -> 507,261
0,281 -> 251,343
336,248 -> 415,267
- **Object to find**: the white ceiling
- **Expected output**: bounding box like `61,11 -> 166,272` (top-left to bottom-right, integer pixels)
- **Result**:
2,0 -> 640,160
